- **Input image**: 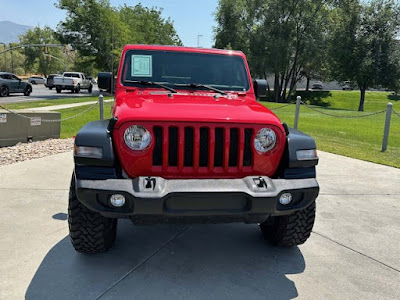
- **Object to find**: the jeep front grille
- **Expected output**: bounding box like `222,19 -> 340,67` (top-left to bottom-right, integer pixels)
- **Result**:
152,125 -> 253,171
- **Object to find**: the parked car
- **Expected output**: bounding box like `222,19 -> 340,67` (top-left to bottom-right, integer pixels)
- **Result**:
0,72 -> 32,97
28,76 -> 46,85
45,74 -> 58,90
342,81 -> 353,90
53,72 -> 93,93
69,44 -> 320,253
311,81 -> 324,90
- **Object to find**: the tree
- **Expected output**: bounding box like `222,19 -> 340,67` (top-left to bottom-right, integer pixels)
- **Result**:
328,0 -> 400,111
56,0 -> 182,72
214,0 -> 331,102
18,26 -> 65,76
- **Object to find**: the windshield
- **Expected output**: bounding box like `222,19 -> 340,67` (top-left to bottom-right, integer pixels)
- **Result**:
121,50 -> 250,92
64,73 -> 80,78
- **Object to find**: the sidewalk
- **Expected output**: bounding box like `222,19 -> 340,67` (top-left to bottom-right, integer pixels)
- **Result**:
0,151 -> 399,299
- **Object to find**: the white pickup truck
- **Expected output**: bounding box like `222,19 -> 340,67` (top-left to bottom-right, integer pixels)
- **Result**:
53,72 -> 93,94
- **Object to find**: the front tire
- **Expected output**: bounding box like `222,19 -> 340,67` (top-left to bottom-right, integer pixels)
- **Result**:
88,84 -> 93,93
24,85 -> 32,96
68,175 -> 117,253
74,85 -> 80,93
260,201 -> 316,246
56,87 -> 61,93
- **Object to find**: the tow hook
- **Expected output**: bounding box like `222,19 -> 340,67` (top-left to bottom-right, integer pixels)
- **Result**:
253,177 -> 267,189
144,177 -> 156,190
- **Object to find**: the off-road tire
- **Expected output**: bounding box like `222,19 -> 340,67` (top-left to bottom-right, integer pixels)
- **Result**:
68,175 -> 117,253
0,85 -> 9,97
260,201 -> 316,246
24,85 -> 32,96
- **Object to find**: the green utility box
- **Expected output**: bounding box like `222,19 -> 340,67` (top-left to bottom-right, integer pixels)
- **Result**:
0,110 -> 61,147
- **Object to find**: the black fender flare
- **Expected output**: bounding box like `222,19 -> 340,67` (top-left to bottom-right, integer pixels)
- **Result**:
74,120 -> 120,180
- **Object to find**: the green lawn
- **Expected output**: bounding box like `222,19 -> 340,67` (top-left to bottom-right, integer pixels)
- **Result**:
298,90 -> 400,111
2,96 -> 112,110
59,103 -> 114,138
263,93 -> 400,168
55,90 -> 400,168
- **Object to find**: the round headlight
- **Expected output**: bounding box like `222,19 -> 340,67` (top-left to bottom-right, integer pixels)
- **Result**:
254,128 -> 276,153
124,125 -> 152,150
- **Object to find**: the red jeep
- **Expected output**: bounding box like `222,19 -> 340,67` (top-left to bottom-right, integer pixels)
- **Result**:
70,45 -> 319,253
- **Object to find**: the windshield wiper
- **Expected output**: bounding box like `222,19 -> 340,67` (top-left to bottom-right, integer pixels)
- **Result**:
173,83 -> 227,95
124,80 -> 177,93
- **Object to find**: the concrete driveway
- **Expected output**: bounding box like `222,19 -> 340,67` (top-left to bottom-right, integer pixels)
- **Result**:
0,151 -> 399,299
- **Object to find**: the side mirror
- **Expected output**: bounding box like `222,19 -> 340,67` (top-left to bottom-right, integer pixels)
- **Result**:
98,72 -> 112,92
253,79 -> 268,99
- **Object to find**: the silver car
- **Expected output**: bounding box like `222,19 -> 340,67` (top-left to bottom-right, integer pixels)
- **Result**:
28,76 -> 46,84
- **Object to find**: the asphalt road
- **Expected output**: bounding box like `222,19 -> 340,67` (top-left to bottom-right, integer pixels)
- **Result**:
0,151 -> 399,299
0,84 -> 101,105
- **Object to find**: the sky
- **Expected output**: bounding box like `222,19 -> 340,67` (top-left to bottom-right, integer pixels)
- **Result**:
0,0 -> 218,48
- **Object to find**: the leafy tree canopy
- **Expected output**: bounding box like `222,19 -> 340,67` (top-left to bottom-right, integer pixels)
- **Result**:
56,0 -> 182,71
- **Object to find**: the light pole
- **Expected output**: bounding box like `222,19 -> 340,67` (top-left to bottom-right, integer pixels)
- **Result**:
197,35 -> 203,48
21,46 -> 26,75
9,43 -> 14,73
0,42 -> 6,71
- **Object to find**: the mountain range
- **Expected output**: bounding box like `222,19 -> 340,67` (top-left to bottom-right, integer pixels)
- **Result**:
0,21 -> 32,44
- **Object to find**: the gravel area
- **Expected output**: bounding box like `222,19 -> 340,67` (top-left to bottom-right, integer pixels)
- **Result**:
0,138 -> 74,166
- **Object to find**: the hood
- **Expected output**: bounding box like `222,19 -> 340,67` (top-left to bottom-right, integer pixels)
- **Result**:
113,90 -> 282,128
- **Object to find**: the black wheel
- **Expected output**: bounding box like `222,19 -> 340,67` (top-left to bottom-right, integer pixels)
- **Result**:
31,80 -> 36,85
88,84 -> 93,93
68,175 -> 117,253
0,85 -> 9,97
75,85 -> 80,93
56,87 -> 61,93
260,201 -> 316,247
24,85 -> 32,96
49,87 -> 53,90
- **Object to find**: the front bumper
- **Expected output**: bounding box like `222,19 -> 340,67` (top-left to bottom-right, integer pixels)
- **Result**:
75,176 -> 319,222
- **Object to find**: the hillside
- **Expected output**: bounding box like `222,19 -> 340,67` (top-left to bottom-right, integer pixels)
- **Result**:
0,21 -> 31,44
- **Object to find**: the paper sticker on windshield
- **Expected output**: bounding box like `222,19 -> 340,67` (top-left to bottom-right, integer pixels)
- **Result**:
132,55 -> 152,77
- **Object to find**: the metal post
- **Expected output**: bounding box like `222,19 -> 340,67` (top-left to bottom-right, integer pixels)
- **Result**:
9,43 -> 13,73
294,96 -> 301,129
99,94 -> 104,120
381,102 -> 393,152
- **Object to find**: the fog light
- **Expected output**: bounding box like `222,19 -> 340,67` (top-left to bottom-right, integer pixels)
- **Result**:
110,194 -> 125,207
279,193 -> 292,205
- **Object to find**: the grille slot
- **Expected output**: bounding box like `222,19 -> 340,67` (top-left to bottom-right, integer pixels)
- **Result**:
214,128 -> 224,167
199,128 -> 209,167
168,127 -> 178,166
184,127 -> 194,166
229,128 -> 239,166
153,126 -> 163,166
243,128 -> 253,166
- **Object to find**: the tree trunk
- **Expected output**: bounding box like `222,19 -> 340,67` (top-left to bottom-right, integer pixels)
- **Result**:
264,72 -> 270,93
306,76 -> 310,91
358,88 -> 366,111
274,74 -> 280,102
